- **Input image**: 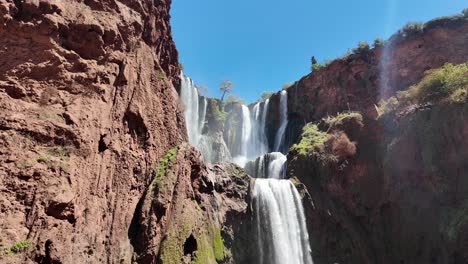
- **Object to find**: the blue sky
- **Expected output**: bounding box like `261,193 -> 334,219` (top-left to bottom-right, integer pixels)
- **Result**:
171,0 -> 466,103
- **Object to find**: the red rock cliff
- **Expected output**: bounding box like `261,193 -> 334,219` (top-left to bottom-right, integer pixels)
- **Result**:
0,0 -> 187,262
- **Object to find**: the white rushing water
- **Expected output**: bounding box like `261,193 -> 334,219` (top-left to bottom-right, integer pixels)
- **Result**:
248,100 -> 270,158
180,73 -> 201,146
253,179 -> 313,264
274,90 -> 289,152
246,152 -> 287,179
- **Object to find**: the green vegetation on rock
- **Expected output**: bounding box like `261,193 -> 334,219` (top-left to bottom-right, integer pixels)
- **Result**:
0,240 -> 30,256
290,124 -> 329,157
352,41 -> 370,54
226,94 -> 246,105
373,38 -> 385,47
210,98 -> 229,122
213,228 -> 225,262
324,112 -> 363,128
379,63 -> 468,114
153,146 -> 178,193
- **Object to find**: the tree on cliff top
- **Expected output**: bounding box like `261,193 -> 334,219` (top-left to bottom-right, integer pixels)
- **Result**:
219,80 -> 234,101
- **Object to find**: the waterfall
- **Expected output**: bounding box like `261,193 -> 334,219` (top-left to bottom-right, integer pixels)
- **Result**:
248,100 -> 270,158
241,104 -> 252,157
253,179 -> 313,264
180,73 -> 200,146
180,73 -> 313,263
249,90 -> 313,264
245,152 -> 286,179
274,90 -> 289,152
181,73 -> 233,163
198,97 -> 207,135
233,105 -> 252,167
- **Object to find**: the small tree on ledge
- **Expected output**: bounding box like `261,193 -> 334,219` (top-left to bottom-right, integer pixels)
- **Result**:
219,80 -> 234,101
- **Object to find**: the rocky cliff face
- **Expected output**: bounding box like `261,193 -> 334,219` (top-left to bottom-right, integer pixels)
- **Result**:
129,143 -> 252,264
275,18 -> 468,148
289,102 -> 468,264
0,1 -> 252,263
284,17 -> 468,264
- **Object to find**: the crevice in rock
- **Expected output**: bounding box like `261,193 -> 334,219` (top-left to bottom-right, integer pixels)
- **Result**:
98,134 -> 108,153
123,110 -> 149,147
35,239 -> 62,264
45,201 -> 76,224
114,61 -> 128,87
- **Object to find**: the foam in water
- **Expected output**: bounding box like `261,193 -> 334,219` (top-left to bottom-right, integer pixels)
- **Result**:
274,90 -> 289,152
253,179 -> 313,264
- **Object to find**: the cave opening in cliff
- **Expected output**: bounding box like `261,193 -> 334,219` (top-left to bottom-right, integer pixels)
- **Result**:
183,234 -> 198,257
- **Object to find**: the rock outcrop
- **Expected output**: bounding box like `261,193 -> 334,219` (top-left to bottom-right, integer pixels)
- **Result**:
289,101 -> 468,263
129,143 -> 252,264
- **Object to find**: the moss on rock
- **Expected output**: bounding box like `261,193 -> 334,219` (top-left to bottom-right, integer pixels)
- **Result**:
153,146 -> 178,193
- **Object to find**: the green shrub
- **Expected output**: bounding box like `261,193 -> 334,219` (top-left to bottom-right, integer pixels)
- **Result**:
379,63 -> 468,114
373,38 -> 385,47
290,124 -> 329,157
325,112 -> 363,128
399,22 -> 424,37
410,63 -> 468,104
10,240 -> 30,253
352,41 -> 370,54
1,240 -> 30,255
210,99 -> 228,122
311,59 -> 332,72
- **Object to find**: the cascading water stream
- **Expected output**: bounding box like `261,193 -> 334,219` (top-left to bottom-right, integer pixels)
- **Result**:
181,73 -> 233,163
274,90 -> 289,152
180,73 -> 200,146
253,179 -> 313,264
180,73 -> 312,263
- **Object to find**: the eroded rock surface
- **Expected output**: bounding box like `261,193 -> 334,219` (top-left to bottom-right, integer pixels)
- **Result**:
0,0 -> 185,263
288,103 -> 468,263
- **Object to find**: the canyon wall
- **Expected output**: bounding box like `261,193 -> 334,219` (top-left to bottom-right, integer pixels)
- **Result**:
0,1 -> 251,263
267,17 -> 468,149
285,16 -> 468,264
